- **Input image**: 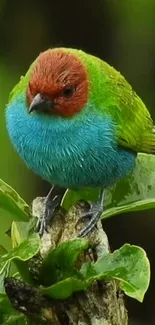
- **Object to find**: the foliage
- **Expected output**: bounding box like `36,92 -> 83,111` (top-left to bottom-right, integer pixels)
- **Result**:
62,153 -> 155,218
0,153 -> 153,323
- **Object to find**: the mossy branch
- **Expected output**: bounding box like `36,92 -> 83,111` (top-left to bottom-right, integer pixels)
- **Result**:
28,197 -> 128,325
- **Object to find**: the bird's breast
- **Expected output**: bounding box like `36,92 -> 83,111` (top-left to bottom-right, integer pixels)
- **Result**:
6,94 -> 136,188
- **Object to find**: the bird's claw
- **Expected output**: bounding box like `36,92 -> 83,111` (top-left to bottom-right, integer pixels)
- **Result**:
76,203 -> 103,238
35,198 -> 52,236
36,217 -> 45,237
78,204 -> 102,221
35,187 -> 66,237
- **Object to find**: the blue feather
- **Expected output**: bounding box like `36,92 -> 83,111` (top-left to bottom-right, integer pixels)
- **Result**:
6,93 -> 136,189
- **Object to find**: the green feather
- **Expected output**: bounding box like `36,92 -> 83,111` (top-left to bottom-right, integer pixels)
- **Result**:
76,49 -> 155,154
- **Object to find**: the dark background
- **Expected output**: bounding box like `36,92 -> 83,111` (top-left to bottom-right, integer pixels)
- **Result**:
1,1 -> 155,324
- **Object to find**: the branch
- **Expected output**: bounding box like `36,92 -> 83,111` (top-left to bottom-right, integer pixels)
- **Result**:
31,197 -> 128,325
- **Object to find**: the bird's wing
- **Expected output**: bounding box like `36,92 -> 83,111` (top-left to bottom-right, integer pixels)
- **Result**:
99,62 -> 155,154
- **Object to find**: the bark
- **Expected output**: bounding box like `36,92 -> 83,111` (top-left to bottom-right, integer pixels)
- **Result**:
30,197 -> 128,325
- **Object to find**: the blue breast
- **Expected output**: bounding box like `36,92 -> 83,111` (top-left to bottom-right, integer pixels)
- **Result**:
5,93 -> 136,189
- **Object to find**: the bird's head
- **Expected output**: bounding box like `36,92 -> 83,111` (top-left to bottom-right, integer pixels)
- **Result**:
26,49 -> 89,117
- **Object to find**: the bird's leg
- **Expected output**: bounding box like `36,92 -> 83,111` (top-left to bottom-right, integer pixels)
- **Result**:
77,188 -> 105,238
36,186 -> 66,236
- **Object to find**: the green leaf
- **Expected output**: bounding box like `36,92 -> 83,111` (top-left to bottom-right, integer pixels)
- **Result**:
0,234 -> 41,275
41,277 -> 87,299
0,266 -> 10,298
102,153 -> 155,219
11,218 -> 36,248
11,222 -> 22,248
62,188 -> 100,211
0,296 -> 25,324
12,272 -> 21,279
62,154 -> 155,219
0,247 -> 10,298
40,238 -> 89,286
41,244 -> 149,302
0,245 -> 7,256
81,244 -> 150,302
0,178 -> 30,223
0,234 -> 12,253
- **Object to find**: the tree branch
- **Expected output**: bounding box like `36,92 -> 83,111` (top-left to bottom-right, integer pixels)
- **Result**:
31,197 -> 128,325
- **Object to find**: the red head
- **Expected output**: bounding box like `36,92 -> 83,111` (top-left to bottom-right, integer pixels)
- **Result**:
26,49 -> 89,117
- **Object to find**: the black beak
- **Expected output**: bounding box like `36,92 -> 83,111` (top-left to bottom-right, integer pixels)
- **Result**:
28,93 -> 54,114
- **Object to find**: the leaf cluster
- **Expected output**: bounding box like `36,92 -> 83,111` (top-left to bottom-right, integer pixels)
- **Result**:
0,153 -> 152,324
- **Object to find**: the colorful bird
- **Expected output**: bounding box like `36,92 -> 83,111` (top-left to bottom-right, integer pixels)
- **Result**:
5,48 -> 155,236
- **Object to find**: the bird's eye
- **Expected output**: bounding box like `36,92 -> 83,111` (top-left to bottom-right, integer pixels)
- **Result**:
62,85 -> 75,98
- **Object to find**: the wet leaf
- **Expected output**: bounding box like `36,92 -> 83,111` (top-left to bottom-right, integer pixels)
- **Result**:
41,277 -> 87,299
62,154 -> 155,219
0,247 -> 10,298
11,218 -> 36,248
62,188 -> 100,211
0,265 -> 10,298
41,244 -> 150,302
11,222 -> 21,248
0,234 -> 40,275
40,238 -> 89,286
81,244 -> 150,302
0,245 -> 7,256
0,296 -> 25,324
102,153 -> 155,219
0,178 -> 30,223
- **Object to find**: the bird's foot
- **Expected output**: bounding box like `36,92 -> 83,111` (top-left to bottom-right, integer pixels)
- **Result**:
36,187 -> 66,237
76,202 -> 103,237
77,189 -> 105,238
36,195 -> 59,236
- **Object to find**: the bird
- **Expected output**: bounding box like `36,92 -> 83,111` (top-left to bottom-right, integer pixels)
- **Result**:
5,47 -> 155,237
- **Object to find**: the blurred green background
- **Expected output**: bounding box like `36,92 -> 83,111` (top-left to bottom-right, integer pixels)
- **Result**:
1,0 -> 155,324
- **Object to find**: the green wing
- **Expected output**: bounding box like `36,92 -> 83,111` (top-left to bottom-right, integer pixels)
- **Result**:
88,56 -> 155,154
111,74 -> 155,154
